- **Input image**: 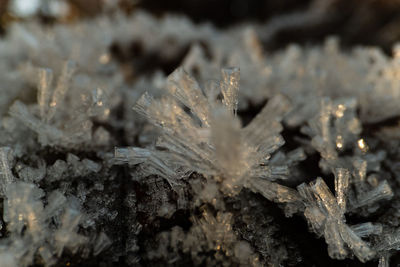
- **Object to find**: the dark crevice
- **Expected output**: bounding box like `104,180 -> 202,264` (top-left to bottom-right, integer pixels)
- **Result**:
115,165 -> 132,266
110,40 -> 192,79
237,99 -> 267,127
137,0 -> 312,28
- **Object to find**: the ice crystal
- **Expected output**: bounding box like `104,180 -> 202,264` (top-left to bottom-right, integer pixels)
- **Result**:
301,97 -> 362,169
182,28 -> 273,108
9,62 -> 113,148
0,147 -> 15,195
297,164 -> 393,262
298,177 -> 374,262
1,181 -> 87,266
115,67 -> 299,203
148,209 -> 260,266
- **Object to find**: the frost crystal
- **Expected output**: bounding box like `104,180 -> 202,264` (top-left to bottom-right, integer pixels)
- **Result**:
1,182 -> 87,266
297,164 -> 392,262
299,178 -> 373,261
116,68 -> 297,203
0,147 -> 15,195
9,61 -> 114,148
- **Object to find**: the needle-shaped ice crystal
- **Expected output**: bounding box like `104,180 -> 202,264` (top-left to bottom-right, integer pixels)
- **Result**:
9,61 -> 112,148
0,147 -> 15,195
298,174 -> 376,262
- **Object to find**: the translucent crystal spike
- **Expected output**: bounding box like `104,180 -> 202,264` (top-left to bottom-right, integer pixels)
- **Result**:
166,68 -> 211,126
132,91 -> 153,119
297,183 -> 316,204
248,178 -> 300,203
134,93 -> 199,136
298,183 -> 327,234
286,147 -> 306,164
338,222 -> 375,262
325,219 -> 347,259
220,67 -> 240,115
114,147 -> 151,165
310,98 -> 338,161
356,180 -> 393,207
350,222 -> 382,237
0,147 -> 14,195
248,134 -> 285,159
334,168 -> 350,212
311,177 -> 342,217
303,206 -> 326,235
242,94 -> 289,159
353,159 -> 367,183
46,60 -> 76,122
156,134 -> 213,170
37,68 -> 53,121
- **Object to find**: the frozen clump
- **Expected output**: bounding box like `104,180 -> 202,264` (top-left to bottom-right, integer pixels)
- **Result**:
148,209 -> 260,266
185,209 -> 261,266
0,181 -> 89,266
15,158 -> 46,183
46,160 -> 68,182
9,62 -> 114,148
66,153 -> 101,177
298,173 -> 378,262
116,68 -> 297,206
5,183 -> 45,231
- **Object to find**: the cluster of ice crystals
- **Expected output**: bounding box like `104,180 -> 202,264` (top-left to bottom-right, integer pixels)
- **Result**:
148,208 -> 260,266
0,146 -> 112,266
187,209 -> 260,266
115,67 -> 297,201
297,162 -> 394,262
8,61 -> 113,148
301,97 -> 362,169
264,38 -> 400,125
298,176 -> 374,262
0,180 -> 87,266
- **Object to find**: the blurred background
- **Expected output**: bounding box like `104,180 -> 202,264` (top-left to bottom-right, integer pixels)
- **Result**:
2,0 -> 400,53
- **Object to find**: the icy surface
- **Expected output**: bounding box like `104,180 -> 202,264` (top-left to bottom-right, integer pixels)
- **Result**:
1,8 -> 400,267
